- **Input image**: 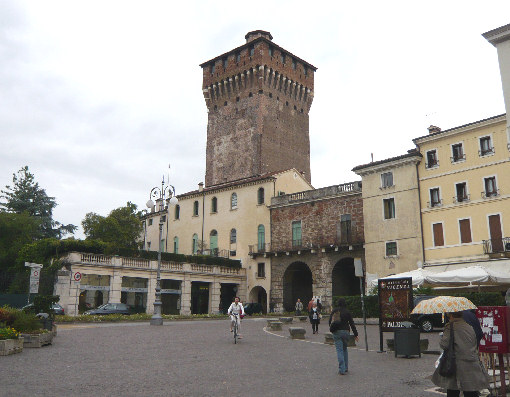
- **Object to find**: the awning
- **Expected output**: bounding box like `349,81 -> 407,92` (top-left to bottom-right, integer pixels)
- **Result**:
369,268 -> 431,288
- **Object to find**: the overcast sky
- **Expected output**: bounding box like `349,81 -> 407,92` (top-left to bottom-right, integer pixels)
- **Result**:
1,1 -> 509,238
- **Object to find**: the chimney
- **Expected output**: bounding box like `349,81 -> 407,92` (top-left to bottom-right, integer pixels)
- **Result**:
245,30 -> 273,43
198,182 -> 204,192
428,125 -> 441,134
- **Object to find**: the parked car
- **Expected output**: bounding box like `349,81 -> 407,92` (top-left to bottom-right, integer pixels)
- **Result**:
83,303 -> 131,315
244,302 -> 264,316
410,295 -> 446,332
22,303 -> 65,315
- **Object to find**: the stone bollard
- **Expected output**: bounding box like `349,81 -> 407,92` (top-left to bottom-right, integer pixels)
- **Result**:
270,321 -> 283,331
279,317 -> 293,324
296,316 -> 308,323
324,332 -> 334,345
267,319 -> 278,328
289,327 -> 306,339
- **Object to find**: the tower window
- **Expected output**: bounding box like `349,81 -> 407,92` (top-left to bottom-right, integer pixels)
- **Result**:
193,200 -> 199,216
385,241 -> 397,257
280,53 -> 286,64
249,45 -> 254,57
230,228 -> 237,244
257,187 -> 265,205
268,45 -> 273,57
235,52 -> 240,63
292,58 -> 296,70
383,198 -> 395,219
223,57 -> 228,69
174,205 -> 180,220
236,96 -> 240,102
231,193 -> 238,209
304,66 -> 308,76
210,63 -> 215,74
294,105 -> 297,110
285,101 -> 289,106
211,197 -> 217,213
249,92 -> 253,98
224,101 -> 227,106
269,93 -> 272,98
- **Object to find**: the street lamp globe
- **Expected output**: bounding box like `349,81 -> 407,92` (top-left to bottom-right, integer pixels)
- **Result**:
169,196 -> 178,206
146,199 -> 154,209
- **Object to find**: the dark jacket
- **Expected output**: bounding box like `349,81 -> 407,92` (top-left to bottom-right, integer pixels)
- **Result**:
462,310 -> 483,346
309,307 -> 321,324
328,307 -> 358,337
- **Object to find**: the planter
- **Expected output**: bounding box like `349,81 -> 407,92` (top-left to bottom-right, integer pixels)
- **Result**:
21,332 -> 53,348
0,337 -> 24,356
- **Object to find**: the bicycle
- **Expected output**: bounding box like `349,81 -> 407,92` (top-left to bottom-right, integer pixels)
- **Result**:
231,313 -> 239,344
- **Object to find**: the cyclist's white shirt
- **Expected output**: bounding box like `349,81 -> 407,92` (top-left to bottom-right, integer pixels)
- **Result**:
227,302 -> 245,316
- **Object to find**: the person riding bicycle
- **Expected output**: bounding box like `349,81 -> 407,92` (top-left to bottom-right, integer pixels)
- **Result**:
227,297 -> 245,337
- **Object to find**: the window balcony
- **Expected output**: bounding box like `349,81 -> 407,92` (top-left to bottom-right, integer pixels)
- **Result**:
483,237 -> 510,255
453,194 -> 470,204
481,189 -> 500,199
427,199 -> 442,208
479,147 -> 495,156
425,160 -> 439,169
450,154 -> 466,163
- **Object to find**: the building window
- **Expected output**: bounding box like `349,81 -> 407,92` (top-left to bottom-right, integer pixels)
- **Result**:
280,53 -> 286,64
451,143 -> 465,163
257,187 -> 265,205
459,219 -> 472,244
340,214 -> 352,243
429,188 -> 441,207
231,193 -> 238,209
268,46 -> 273,57
303,66 -> 308,76
484,177 -> 498,198
235,52 -> 240,63
210,63 -> 215,74
249,45 -> 254,57
257,263 -> 265,278
210,230 -> 218,255
148,219 -> 153,226
292,220 -> 302,247
479,136 -> 494,156
230,228 -> 237,244
174,205 -> 180,220
257,225 -> 265,251
383,198 -> 395,219
426,150 -> 438,168
222,57 -> 228,69
211,197 -> 217,213
193,201 -> 199,216
173,237 -> 179,254
385,241 -> 397,257
381,172 -> 393,188
292,58 -> 296,70
192,234 -> 199,255
147,242 -> 151,250
160,239 -> 165,252
432,223 -> 444,247
455,182 -> 469,203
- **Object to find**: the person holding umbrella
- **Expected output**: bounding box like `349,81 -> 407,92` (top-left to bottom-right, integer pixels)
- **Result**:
412,296 -> 489,397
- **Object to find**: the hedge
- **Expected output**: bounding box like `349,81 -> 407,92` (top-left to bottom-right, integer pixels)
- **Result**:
333,291 -> 505,318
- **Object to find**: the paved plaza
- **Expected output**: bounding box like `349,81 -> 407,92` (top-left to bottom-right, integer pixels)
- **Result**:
2,318 -> 445,397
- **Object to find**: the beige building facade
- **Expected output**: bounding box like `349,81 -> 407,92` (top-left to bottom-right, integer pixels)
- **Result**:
353,151 -> 424,283
413,115 -> 510,270
142,169 -> 312,312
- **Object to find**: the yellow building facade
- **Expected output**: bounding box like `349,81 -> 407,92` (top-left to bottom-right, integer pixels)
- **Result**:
413,114 -> 510,268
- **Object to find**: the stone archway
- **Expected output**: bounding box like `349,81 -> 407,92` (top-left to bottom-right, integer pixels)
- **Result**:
249,286 -> 267,313
283,262 -> 313,312
332,257 -> 361,298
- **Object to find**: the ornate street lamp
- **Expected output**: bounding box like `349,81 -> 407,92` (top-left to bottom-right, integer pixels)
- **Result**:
146,175 -> 178,326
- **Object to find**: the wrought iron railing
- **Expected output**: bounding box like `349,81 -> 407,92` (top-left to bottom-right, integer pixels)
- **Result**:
453,194 -> 470,204
483,237 -> 510,254
481,189 -> 500,199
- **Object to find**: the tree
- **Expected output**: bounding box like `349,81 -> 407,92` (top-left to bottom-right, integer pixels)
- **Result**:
0,212 -> 41,271
0,166 -> 76,238
82,201 -> 143,249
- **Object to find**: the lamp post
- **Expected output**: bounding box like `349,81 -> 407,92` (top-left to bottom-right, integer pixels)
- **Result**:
146,175 -> 178,326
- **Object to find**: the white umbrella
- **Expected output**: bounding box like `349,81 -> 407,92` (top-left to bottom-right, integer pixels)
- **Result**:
369,268 -> 429,288
425,265 -> 490,284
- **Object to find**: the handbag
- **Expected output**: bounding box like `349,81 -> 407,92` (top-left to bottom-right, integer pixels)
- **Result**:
438,323 -> 456,377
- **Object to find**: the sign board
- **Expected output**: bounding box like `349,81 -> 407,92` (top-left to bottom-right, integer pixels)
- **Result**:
378,277 -> 413,331
73,272 -> 82,282
29,268 -> 41,294
121,287 -> 148,293
477,306 -> 510,354
354,258 -> 363,278
80,285 -> 110,291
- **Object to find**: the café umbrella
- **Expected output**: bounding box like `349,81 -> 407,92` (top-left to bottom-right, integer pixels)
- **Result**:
411,296 -> 477,320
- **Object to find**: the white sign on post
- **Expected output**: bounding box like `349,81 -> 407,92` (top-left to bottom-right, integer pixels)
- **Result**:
354,258 -> 363,278
25,262 -> 43,295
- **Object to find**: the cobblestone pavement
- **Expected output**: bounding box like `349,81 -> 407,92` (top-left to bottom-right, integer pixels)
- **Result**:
2,318 -> 445,397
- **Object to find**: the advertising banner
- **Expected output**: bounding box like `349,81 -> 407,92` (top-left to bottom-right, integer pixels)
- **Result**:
378,277 -> 413,331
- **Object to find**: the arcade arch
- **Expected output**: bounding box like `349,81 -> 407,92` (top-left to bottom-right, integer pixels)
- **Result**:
282,261 -> 312,312
332,257 -> 360,297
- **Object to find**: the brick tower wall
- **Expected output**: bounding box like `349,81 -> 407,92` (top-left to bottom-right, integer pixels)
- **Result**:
201,33 -> 315,186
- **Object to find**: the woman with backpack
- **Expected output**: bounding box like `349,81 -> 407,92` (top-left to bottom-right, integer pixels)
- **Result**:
329,298 -> 359,375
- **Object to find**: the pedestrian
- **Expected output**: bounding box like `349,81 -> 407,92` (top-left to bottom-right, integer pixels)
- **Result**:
431,311 -> 489,396
329,298 -> 359,375
309,302 -> 321,334
295,298 -> 303,316
462,309 -> 483,347
316,298 -> 323,312
307,297 -> 315,311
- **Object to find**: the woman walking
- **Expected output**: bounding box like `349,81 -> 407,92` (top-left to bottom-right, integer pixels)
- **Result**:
309,302 -> 321,334
431,311 -> 489,396
329,298 -> 358,375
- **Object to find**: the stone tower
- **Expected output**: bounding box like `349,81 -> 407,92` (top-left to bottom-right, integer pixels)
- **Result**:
200,30 -> 316,187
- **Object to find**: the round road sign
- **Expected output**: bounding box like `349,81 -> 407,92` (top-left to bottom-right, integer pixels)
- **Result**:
73,272 -> 82,282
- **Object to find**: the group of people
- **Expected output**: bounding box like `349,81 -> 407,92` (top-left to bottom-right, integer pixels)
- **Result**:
295,297 -> 324,334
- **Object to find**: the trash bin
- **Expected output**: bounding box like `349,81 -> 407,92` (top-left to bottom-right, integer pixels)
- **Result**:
394,327 -> 421,358
36,313 -> 53,331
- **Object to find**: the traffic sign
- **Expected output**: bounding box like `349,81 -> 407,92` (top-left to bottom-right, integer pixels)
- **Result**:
73,272 -> 82,282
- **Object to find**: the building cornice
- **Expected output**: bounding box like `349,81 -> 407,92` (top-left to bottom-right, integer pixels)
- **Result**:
352,154 -> 422,176
483,24 -> 510,47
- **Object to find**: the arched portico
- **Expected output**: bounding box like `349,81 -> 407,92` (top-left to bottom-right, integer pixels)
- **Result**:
332,257 -> 361,297
282,261 -> 313,312
249,286 -> 267,313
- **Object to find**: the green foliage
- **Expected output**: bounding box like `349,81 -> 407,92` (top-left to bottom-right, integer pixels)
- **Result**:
12,311 -> 43,333
449,292 -> 504,307
413,286 -> 434,296
0,306 -> 17,327
332,295 -> 380,318
0,212 -> 41,271
33,295 -> 60,319
0,166 -> 76,239
82,202 -> 142,249
0,327 -> 19,340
